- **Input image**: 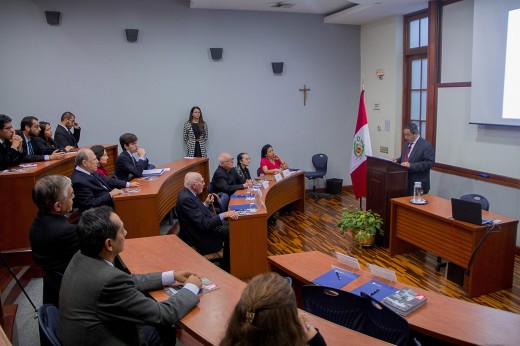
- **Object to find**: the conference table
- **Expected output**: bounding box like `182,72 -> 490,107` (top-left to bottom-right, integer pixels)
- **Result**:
389,195 -> 518,297
118,235 -> 390,346
113,157 -> 210,239
268,251 -> 520,346
0,144 -> 117,251
227,171 -> 305,279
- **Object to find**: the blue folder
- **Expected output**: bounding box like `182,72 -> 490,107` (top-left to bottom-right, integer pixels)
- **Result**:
229,204 -> 255,211
312,268 -> 359,290
350,280 -> 399,301
230,194 -> 254,199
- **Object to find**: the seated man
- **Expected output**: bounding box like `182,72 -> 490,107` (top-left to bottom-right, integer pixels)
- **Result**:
71,149 -> 140,211
177,172 -> 238,266
211,152 -> 252,203
0,114 -> 24,170
114,132 -> 150,181
59,206 -> 202,346
29,174 -> 79,307
17,116 -> 64,162
54,111 -> 80,152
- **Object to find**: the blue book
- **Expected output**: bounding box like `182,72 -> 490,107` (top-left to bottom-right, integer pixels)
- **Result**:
350,280 -> 399,301
230,194 -> 254,199
229,203 -> 255,211
312,268 -> 359,290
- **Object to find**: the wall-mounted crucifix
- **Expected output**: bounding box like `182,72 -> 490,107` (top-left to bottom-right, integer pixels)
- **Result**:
299,84 -> 311,106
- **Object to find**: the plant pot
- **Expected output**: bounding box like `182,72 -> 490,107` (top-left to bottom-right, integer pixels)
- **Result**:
351,229 -> 375,247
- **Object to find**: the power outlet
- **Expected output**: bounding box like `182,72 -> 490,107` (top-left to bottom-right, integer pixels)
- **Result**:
380,146 -> 388,154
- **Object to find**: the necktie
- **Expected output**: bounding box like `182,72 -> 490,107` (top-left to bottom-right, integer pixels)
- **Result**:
403,143 -> 412,162
27,140 -> 34,155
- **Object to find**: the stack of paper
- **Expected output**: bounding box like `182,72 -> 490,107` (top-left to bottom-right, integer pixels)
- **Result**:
142,169 -> 165,176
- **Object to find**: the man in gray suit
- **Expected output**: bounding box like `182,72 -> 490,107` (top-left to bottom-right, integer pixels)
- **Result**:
393,123 -> 435,195
58,206 -> 202,346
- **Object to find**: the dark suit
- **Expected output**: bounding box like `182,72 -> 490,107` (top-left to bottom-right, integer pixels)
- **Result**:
29,212 -> 79,306
211,165 -> 246,196
0,140 -> 23,170
59,251 -> 199,346
114,150 -> 149,181
32,136 -> 59,155
176,188 -> 227,255
71,168 -> 127,211
15,130 -> 45,162
396,136 -> 435,195
54,124 -> 80,150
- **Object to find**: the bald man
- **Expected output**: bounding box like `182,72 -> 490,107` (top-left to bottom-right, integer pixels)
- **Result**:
211,152 -> 252,197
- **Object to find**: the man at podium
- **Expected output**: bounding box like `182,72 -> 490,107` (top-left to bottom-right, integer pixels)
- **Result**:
393,123 -> 435,195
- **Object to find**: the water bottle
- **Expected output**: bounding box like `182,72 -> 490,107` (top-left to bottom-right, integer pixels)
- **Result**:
413,182 -> 423,203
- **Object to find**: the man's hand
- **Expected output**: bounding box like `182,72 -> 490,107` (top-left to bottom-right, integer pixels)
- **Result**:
11,134 -> 23,150
243,180 -> 253,188
185,275 -> 202,289
136,147 -> 146,157
129,182 -> 141,187
221,210 -> 239,220
401,161 -> 410,168
109,188 -> 123,197
49,150 -> 65,160
65,145 -> 75,152
174,270 -> 199,283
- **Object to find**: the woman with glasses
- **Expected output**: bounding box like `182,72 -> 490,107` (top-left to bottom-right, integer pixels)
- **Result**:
235,152 -> 252,181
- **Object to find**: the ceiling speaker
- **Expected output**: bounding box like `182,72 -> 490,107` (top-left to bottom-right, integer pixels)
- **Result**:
210,48 -> 223,60
45,11 -> 60,26
272,62 -> 284,74
125,29 -> 139,42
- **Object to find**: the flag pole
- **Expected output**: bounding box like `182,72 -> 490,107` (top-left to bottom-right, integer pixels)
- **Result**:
359,196 -> 363,210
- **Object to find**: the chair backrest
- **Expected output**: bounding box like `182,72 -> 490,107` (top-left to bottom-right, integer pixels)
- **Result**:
460,194 -> 489,211
302,285 -> 366,332
257,167 -> 262,177
42,270 -> 64,308
311,154 -> 328,174
38,304 -> 62,346
360,292 -> 410,346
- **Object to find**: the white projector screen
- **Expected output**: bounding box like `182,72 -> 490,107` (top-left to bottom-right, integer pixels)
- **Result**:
470,0 -> 520,126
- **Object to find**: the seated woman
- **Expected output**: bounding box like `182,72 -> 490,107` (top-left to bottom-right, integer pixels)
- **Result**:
260,144 -> 288,175
235,152 -> 252,181
219,272 -> 326,346
33,121 -> 60,155
90,145 -> 110,176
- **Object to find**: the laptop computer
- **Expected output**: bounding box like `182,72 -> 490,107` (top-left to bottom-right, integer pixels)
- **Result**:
451,198 -> 493,225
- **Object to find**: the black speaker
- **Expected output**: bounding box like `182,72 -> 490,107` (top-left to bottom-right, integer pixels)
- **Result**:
125,29 -> 139,42
272,62 -> 284,74
210,48 -> 223,60
45,11 -> 60,26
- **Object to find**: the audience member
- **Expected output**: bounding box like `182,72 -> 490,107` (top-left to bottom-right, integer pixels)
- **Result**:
177,172 -> 238,268
17,116 -> 64,162
114,132 -> 150,181
220,272 -> 327,346
59,206 -> 202,346
71,149 -> 140,211
29,174 -> 79,307
33,121 -> 60,155
393,123 -> 435,195
183,106 -> 208,158
91,145 -> 110,176
260,144 -> 288,175
0,114 -> 24,170
235,152 -> 252,180
54,111 -> 80,151
212,152 -> 252,197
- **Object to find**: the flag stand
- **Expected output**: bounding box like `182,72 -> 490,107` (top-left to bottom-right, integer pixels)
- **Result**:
359,196 -> 363,210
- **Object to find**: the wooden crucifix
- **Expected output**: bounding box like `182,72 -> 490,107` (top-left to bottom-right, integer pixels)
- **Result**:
299,84 -> 311,106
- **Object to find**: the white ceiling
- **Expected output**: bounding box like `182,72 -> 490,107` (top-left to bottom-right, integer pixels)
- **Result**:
189,0 -> 429,25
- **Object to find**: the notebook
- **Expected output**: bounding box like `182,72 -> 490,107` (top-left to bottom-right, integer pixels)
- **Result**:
451,198 -> 492,225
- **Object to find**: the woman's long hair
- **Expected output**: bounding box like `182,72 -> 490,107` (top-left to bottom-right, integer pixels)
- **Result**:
188,106 -> 206,133
38,121 -> 54,146
220,272 -> 305,346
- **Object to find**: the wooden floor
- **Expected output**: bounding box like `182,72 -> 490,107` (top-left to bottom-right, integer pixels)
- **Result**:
267,190 -> 520,314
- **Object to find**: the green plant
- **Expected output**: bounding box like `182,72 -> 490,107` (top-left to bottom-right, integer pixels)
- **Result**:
337,205 -> 383,243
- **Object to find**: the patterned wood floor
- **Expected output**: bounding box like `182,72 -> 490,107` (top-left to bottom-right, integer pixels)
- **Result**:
267,191 -> 520,314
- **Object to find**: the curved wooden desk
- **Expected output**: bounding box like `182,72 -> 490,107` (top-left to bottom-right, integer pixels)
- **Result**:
118,235 -> 390,346
0,144 -> 117,251
228,171 -> 305,279
268,251 -> 520,346
113,158 -> 209,239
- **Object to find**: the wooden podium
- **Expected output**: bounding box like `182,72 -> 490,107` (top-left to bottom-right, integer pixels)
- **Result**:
366,156 -> 408,247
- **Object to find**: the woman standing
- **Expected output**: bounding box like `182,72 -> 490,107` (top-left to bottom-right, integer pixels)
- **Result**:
183,106 -> 208,157
235,152 -> 252,181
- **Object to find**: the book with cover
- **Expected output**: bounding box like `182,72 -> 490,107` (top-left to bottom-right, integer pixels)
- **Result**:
164,277 -> 219,296
142,169 -> 165,176
312,268 -> 359,290
350,280 -> 399,301
381,287 -> 427,316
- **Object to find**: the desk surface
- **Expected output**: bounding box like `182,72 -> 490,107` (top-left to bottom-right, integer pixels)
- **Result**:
268,251 -> 520,346
118,235 -> 389,346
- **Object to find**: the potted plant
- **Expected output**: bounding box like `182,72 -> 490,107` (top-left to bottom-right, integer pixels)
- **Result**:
337,205 -> 383,247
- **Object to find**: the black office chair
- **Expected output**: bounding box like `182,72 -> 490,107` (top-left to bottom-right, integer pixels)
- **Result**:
360,292 -> 410,346
257,167 -> 262,177
38,304 -> 62,346
436,193 -> 490,272
304,154 -> 328,201
42,270 -> 63,308
302,285 -> 366,332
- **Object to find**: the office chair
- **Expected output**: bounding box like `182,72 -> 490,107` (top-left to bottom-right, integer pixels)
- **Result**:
257,167 -> 262,177
302,285 -> 366,332
304,154 -> 328,201
38,304 -> 62,346
360,292 -> 410,346
436,193 -> 490,272
42,270 -> 63,308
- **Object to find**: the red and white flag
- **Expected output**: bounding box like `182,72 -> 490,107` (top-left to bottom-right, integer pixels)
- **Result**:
350,90 -> 372,200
